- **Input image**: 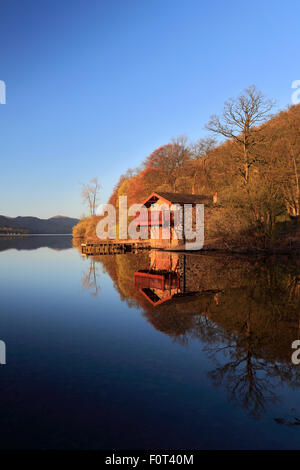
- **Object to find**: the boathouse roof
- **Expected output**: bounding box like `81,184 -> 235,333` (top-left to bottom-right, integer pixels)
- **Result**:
142,192 -> 211,207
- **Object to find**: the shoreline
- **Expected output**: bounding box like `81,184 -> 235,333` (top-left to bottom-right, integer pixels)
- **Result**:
73,236 -> 300,257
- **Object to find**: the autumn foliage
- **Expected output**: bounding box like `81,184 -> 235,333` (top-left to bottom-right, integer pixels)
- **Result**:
74,86 -> 300,251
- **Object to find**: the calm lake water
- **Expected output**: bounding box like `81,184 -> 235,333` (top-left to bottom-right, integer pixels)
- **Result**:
1,235 -> 300,449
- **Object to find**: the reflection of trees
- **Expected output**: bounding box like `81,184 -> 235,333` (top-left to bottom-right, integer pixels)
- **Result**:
76,247 -> 300,419
195,277 -> 300,419
140,257 -> 300,419
81,258 -> 101,297
204,316 -> 279,419
202,315 -> 300,419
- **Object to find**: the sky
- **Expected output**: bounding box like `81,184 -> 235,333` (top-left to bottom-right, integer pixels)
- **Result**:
0,0 -> 300,218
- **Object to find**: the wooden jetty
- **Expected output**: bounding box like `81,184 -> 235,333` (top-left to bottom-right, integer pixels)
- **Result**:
81,240 -> 150,256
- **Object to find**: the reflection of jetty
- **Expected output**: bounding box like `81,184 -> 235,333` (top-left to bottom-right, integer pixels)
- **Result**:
81,240 -> 150,255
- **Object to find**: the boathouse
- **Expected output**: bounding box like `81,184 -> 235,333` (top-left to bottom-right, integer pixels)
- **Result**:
134,191 -> 211,250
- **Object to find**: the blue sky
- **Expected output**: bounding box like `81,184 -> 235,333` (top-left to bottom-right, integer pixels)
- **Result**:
0,0 -> 299,218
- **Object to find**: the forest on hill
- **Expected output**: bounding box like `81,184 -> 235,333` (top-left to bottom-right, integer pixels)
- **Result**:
0,215 -> 79,234
74,86 -> 300,251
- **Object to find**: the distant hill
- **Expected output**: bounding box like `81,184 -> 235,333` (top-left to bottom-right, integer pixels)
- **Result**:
0,215 -> 79,234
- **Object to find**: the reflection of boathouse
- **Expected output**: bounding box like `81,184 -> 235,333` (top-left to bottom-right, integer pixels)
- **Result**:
134,192 -> 211,250
134,252 -> 181,306
134,251 -> 217,306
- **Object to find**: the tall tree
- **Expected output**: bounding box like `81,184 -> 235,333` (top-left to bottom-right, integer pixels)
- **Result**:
81,177 -> 101,216
189,136 -> 217,194
144,136 -> 191,192
190,136 -> 217,160
206,85 -> 275,185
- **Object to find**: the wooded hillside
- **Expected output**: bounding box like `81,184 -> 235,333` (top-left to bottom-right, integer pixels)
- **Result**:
74,87 -> 300,251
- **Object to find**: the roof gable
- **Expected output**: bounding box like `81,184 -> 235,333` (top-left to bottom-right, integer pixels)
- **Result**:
141,191 -> 211,207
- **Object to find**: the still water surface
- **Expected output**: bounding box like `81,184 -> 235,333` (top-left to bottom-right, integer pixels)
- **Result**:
0,236 -> 300,449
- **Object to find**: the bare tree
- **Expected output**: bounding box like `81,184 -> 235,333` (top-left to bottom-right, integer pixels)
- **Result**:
81,177 -> 101,216
190,136 -> 217,160
206,85 -> 275,185
144,136 -> 191,192
81,258 -> 101,297
168,136 -> 192,191
189,136 -> 217,194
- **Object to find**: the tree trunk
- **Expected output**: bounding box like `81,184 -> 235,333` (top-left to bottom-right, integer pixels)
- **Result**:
243,137 -> 249,185
292,153 -> 300,216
